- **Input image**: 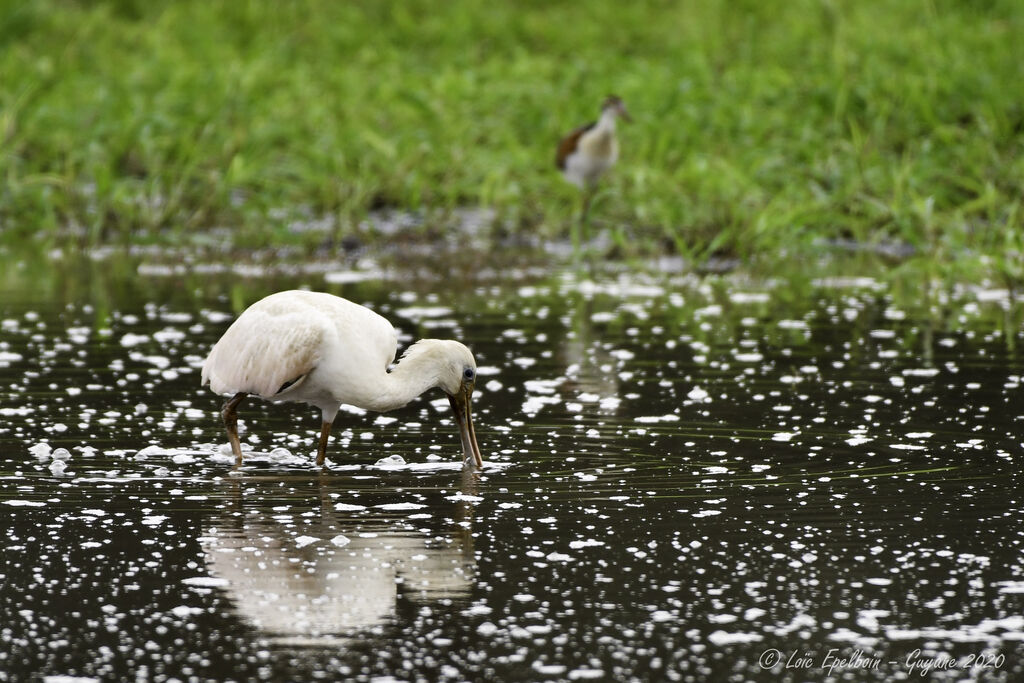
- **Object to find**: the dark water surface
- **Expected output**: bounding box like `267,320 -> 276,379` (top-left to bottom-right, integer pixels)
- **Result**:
2,250 -> 1024,681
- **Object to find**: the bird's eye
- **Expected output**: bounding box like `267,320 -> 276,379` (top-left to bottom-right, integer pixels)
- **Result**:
463,368 -> 475,381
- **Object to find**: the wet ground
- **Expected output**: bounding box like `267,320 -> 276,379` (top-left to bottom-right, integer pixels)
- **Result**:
2,247 -> 1024,681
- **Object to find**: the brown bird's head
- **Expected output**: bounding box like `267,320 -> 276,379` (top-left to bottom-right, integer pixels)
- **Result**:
602,95 -> 632,122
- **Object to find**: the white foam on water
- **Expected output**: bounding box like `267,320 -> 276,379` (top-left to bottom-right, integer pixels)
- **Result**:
333,503 -> 368,511
445,493 -> 483,503
182,577 -> 228,587
375,503 -> 426,511
119,333 -> 150,347
545,552 -> 574,562
532,663 -> 567,676
707,630 -> 763,645
687,386 -> 709,400
0,351 -> 24,366
395,306 -> 453,320
374,454 -> 407,467
635,414 -> 680,423
324,270 -> 380,284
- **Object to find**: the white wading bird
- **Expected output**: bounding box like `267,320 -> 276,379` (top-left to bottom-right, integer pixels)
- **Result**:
201,290 -> 483,469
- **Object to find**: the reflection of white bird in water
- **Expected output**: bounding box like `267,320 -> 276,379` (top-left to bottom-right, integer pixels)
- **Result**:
201,290 -> 483,469
200,519 -> 475,645
198,476 -> 479,645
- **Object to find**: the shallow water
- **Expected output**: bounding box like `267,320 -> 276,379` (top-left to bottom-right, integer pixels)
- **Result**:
2,251 -> 1024,681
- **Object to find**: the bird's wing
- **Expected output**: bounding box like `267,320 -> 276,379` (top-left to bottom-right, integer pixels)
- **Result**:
321,298 -> 399,373
202,305 -> 329,399
555,121 -> 596,170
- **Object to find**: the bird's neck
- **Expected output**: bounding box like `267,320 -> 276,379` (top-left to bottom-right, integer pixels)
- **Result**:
597,109 -> 618,132
364,354 -> 442,413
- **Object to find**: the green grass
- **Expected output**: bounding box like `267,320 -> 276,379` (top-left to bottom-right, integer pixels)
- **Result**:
1,0 -> 1023,263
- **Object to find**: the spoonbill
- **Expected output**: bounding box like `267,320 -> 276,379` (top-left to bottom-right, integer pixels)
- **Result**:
201,290 -> 483,469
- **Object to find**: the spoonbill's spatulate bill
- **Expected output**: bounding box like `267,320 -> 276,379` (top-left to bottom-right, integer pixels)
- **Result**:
201,290 -> 483,469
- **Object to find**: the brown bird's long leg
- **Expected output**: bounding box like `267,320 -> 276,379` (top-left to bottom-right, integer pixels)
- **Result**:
573,186 -> 595,263
315,421 -> 333,467
581,186 -> 594,236
221,392 -> 247,468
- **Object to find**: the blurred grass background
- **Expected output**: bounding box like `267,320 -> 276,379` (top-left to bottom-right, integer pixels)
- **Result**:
0,0 -> 1022,263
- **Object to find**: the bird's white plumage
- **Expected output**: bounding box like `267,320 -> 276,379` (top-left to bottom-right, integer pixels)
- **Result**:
201,290 -> 483,468
201,290 -> 398,416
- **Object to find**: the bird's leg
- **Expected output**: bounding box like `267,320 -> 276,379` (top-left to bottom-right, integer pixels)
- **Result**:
221,392 -> 247,468
580,186 -> 594,245
571,187 -> 595,267
572,186 -> 598,273
315,420 -> 333,467
570,196 -> 583,259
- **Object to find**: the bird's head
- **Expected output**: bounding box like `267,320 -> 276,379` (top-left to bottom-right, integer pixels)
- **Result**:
440,341 -> 483,470
602,94 -> 632,122
399,339 -> 483,468
425,339 -> 477,396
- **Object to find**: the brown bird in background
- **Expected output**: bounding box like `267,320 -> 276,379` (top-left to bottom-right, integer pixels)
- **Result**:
556,95 -> 631,253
